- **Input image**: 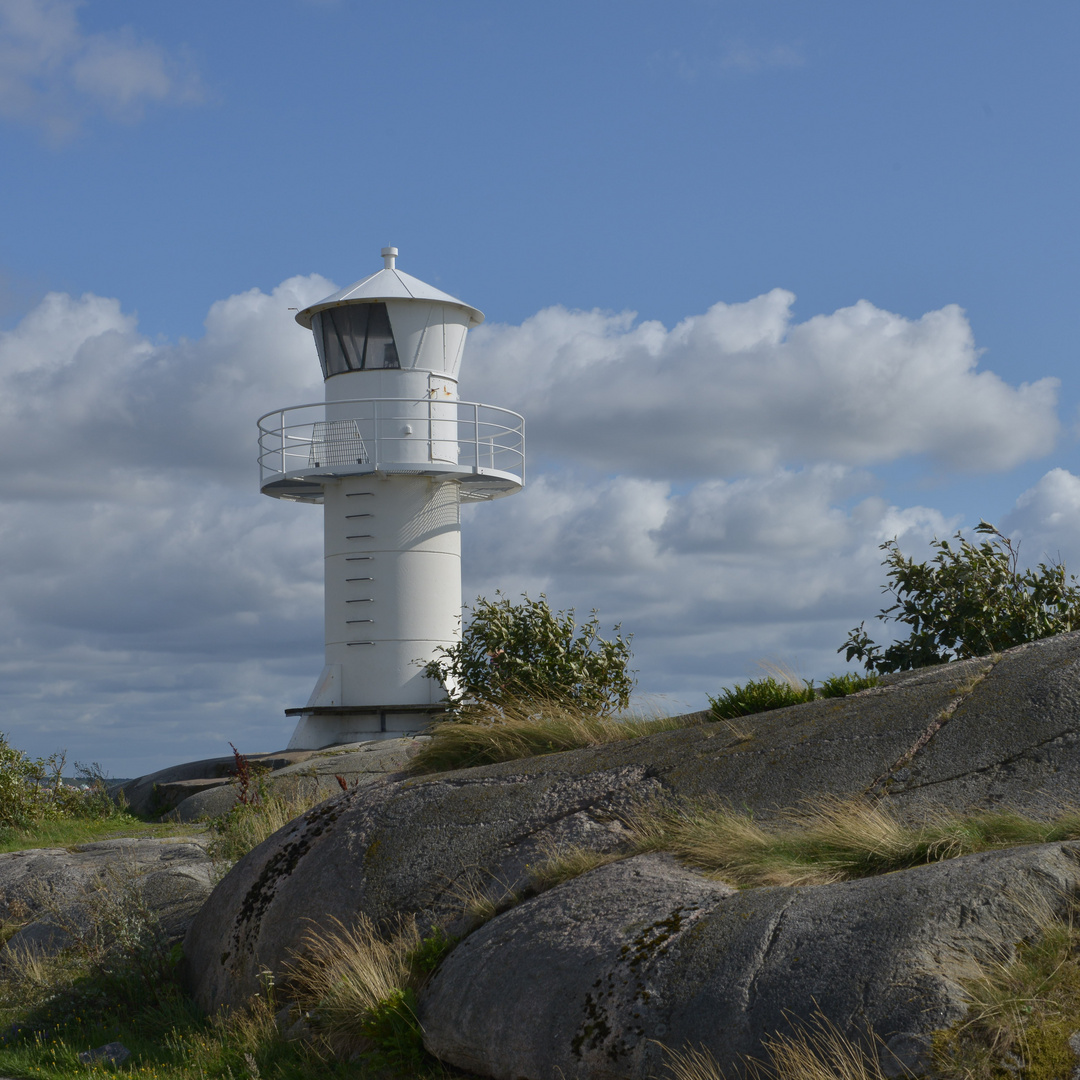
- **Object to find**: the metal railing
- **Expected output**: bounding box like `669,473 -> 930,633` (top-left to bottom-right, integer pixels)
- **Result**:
257,398 -> 525,486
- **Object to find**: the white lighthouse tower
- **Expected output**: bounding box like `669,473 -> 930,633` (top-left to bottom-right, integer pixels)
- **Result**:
257,248 -> 524,750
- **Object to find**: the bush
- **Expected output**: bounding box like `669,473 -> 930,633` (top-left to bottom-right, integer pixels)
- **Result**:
0,735 -> 121,830
424,592 -> 635,715
708,673 -> 879,722
841,521 -> 1080,674
709,677 -> 816,720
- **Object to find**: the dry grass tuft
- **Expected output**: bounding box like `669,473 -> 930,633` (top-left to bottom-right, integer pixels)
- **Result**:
662,1011 -> 891,1080
207,786 -> 328,871
626,796 -> 1080,888
409,697 -> 702,774
283,914 -> 420,1054
933,901 -> 1080,1080
527,844 -> 625,893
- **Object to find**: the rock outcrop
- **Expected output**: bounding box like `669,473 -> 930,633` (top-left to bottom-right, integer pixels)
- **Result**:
0,837 -> 213,961
121,737 -> 428,821
421,846 -> 1080,1079
182,631 -> 1080,1079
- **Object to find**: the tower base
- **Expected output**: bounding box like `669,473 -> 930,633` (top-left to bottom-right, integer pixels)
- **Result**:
284,704 -> 448,751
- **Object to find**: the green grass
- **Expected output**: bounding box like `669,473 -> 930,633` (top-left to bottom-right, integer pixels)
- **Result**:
933,910 -> 1080,1080
0,866 -> 476,1079
625,796 -> 1080,887
0,813 -> 201,854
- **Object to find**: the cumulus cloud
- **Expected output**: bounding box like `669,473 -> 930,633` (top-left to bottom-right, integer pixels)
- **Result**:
0,0 -> 201,138
463,467 -> 956,711
462,292 -> 1059,477
0,280 -> 1058,772
1001,468 -> 1080,573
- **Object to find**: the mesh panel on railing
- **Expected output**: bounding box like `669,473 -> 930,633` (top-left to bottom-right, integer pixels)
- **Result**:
308,420 -> 369,467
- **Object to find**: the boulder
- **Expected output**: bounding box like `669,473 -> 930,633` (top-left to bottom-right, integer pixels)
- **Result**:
420,845 -> 1080,1079
184,763 -> 658,1010
0,837 -> 213,961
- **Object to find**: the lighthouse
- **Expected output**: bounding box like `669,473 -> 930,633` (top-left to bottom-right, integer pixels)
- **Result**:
257,248 -> 524,750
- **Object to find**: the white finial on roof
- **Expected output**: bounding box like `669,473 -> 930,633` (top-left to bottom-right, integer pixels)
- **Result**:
381,246 -> 398,270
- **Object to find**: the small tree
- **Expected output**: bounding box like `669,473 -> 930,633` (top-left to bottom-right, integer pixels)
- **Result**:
840,521 -> 1080,674
424,592 -> 635,715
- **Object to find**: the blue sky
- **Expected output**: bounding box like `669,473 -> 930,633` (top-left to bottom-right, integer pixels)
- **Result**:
2,0 -> 1080,775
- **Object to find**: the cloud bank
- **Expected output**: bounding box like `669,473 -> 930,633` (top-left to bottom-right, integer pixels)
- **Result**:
0,281 -> 1067,773
463,292 -> 1059,475
0,0 -> 201,138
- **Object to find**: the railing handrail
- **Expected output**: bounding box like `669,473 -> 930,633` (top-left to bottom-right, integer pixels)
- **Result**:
256,397 -> 525,430
257,397 -> 525,489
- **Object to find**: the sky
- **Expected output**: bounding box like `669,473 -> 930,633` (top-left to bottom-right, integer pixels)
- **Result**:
2,0 -> 1080,777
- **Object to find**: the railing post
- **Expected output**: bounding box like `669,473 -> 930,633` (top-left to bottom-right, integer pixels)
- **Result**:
474,404 -> 480,470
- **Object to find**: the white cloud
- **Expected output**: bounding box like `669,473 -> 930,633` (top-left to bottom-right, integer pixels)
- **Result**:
464,468 -> 956,711
0,0 -> 201,138
0,280 -> 1058,773
1002,468 -> 1080,573
462,292 -> 1059,477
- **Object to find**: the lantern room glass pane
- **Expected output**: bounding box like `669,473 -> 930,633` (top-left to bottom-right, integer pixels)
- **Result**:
317,303 -> 400,377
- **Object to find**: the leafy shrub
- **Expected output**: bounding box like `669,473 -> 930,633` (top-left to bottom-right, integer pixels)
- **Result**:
819,672 -> 880,698
708,677 -> 816,720
841,521 -> 1080,674
424,592 -> 635,715
0,735 -> 123,830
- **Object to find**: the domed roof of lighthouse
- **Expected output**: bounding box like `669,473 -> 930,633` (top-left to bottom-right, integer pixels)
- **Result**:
295,247 -> 484,330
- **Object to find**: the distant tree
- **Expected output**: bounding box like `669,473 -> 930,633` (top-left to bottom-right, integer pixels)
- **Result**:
424,592 -> 635,715
840,522 -> 1080,674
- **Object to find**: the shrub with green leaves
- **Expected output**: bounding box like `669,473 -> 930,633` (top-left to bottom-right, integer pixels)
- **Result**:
709,677 -> 816,720
424,592 -> 635,715
841,521 -> 1080,674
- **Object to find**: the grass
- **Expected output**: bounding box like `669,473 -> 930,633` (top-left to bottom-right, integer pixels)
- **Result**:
0,802 -> 477,1079
527,844 -> 625,893
662,1011 -> 894,1080
206,787 -> 330,871
932,905 -> 1080,1080
409,669 -> 883,776
282,915 -> 468,1076
0,813 -> 201,854
624,796 -> 1080,888
409,696 -> 704,774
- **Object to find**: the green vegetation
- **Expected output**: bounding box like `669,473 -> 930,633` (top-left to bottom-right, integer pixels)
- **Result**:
423,592 -> 635,715
0,857 -> 362,1080
933,907 -> 1080,1080
708,671 -> 880,723
283,916 -> 467,1076
625,796 -> 1080,888
841,521 -> 1080,674
0,745 -> 474,1080
0,815 -> 198,855
0,731 -> 182,853
409,697 -> 700,774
